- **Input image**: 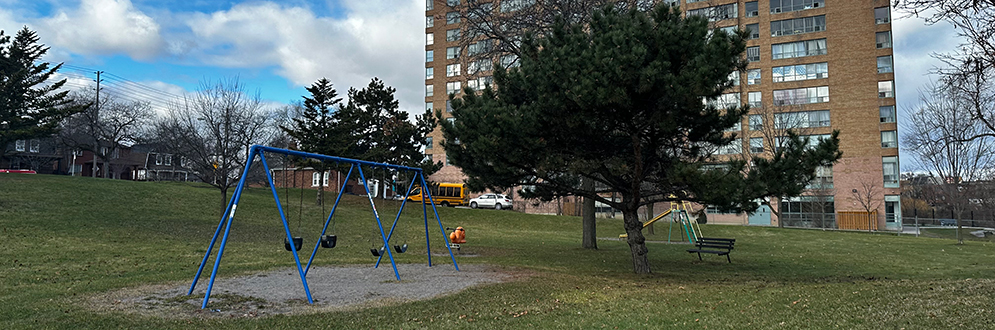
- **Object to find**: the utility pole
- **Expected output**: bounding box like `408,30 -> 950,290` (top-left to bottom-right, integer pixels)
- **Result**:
91,71 -> 103,178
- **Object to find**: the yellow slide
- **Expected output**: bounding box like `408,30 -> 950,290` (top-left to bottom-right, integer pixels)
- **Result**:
619,209 -> 673,238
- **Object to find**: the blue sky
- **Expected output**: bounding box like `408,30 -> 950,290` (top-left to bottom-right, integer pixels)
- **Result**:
0,0 -> 963,169
0,0 -> 423,112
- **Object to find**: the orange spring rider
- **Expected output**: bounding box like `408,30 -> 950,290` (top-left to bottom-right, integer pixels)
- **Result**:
449,226 -> 466,244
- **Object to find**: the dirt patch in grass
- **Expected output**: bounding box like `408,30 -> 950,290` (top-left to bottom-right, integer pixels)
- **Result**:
86,263 -> 524,319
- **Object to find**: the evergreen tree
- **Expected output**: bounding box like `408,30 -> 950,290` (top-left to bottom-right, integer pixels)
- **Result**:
441,4 -> 841,273
281,78 -> 352,204
339,78 -> 441,194
0,27 -> 85,152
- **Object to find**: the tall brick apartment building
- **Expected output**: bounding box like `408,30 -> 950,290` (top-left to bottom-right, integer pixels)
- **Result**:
423,0 -> 901,230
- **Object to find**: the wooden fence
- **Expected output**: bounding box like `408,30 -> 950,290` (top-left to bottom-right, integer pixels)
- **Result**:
837,211 -> 878,230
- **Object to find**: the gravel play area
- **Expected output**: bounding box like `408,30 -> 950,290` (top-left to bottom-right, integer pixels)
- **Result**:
88,263 -> 518,319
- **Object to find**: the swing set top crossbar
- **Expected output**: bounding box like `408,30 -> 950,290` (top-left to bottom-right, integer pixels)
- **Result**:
252,145 -> 427,173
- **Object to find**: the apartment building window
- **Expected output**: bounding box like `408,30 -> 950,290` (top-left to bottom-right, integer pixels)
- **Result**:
881,130 -> 898,148
467,76 -> 493,90
426,84 -> 434,97
878,81 -> 895,98
424,153 -> 433,163
446,12 -> 460,24
750,137 -> 764,153
468,3 -> 494,19
427,16 -> 434,28
14,139 -> 25,152
709,93 -> 741,109
717,138 -> 741,155
446,46 -> 460,59
426,137 -> 433,149
447,0 -> 460,6
883,156 -> 899,188
880,105 -> 896,123
770,0 -> 824,14
426,33 -> 433,45
446,29 -> 460,42
500,0 -> 535,12
775,110 -> 831,129
426,50 -> 434,62
686,0 -> 706,3
717,25 -> 737,36
772,38 -> 827,59
426,67 -> 434,79
747,46 -> 760,62
877,55 -> 893,73
747,69 -> 761,85
748,91 -> 762,108
688,4 -> 738,22
772,62 -> 828,82
467,39 -> 492,56
776,134 -> 831,151
874,7 -> 891,24
426,102 -> 433,112
427,0 -> 434,10
746,24 -> 760,39
749,115 -> 764,130
771,15 -> 826,37
500,54 -> 519,68
745,1 -> 759,17
808,166 -> 833,189
446,63 -> 461,77
728,71 -> 740,86
468,58 -> 493,74
446,81 -> 461,94
876,31 -> 892,48
725,120 -> 742,132
773,86 -> 829,105
446,100 -> 453,112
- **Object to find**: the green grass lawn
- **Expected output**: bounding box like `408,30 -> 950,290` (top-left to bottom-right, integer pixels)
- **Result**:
2,174 -> 994,329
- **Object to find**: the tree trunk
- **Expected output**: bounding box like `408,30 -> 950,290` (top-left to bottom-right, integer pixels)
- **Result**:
622,207 -> 651,273
317,170 -> 325,205
581,178 -> 597,249
645,203 -> 655,235
219,188 -> 228,217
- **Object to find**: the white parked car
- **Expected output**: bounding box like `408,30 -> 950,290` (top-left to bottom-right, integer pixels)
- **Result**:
469,193 -> 513,210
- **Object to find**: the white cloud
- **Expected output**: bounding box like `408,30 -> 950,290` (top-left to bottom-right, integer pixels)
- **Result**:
891,9 -> 962,111
180,0 -> 424,114
39,0 -> 164,59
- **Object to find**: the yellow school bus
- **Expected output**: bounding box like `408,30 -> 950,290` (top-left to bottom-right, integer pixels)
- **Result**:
406,183 -> 468,207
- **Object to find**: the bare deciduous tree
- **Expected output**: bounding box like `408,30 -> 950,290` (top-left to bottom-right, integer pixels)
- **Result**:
850,181 -> 881,232
153,78 -> 272,213
903,82 -> 995,243
59,90 -> 152,178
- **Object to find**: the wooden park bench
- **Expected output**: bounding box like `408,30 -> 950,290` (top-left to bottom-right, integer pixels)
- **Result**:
686,237 -> 736,263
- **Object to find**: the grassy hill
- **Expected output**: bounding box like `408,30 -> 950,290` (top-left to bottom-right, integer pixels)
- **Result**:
1,174 -> 993,329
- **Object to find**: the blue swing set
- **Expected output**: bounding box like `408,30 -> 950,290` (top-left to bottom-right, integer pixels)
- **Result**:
186,145 -> 459,309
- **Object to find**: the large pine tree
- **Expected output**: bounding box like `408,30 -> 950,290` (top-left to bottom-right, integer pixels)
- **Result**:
441,4 -> 841,273
0,27 -> 85,152
281,78 -> 349,204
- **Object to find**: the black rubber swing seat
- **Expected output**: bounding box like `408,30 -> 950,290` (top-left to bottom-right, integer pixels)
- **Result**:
284,237 -> 303,251
370,246 -> 386,256
320,235 -> 337,248
393,244 -> 408,253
